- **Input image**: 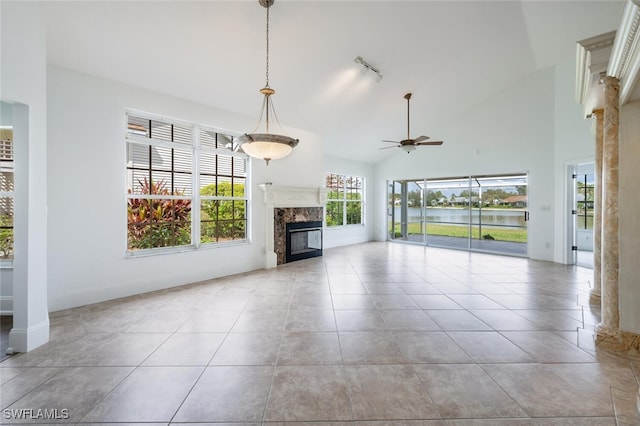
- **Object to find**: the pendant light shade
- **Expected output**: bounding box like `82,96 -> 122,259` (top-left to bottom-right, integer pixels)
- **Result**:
238,133 -> 296,161
238,0 -> 298,166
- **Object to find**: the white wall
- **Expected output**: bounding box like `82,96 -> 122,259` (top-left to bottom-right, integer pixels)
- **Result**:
323,155 -> 375,248
373,67 -> 557,261
1,1 -> 50,351
47,66 -> 324,312
619,99 -> 640,335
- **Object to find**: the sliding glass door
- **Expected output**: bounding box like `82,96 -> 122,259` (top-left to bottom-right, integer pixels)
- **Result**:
388,180 -> 425,243
388,174 -> 528,256
424,178 -> 470,250
469,175 -> 528,255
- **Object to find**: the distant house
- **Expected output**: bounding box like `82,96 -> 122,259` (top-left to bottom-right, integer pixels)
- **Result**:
501,195 -> 527,207
450,196 -> 468,206
449,196 -> 480,206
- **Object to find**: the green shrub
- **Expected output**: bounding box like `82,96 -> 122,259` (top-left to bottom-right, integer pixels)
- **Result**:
0,214 -> 13,259
200,182 -> 246,242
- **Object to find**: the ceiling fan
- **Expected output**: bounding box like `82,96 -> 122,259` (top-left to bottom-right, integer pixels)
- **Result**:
381,92 -> 443,153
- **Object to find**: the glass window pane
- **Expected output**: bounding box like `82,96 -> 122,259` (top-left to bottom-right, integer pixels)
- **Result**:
0,196 -> 13,259
346,201 -> 362,225
325,174 -> 344,198
127,197 -> 192,250
200,201 -> 246,243
0,171 -> 13,192
325,200 -> 343,227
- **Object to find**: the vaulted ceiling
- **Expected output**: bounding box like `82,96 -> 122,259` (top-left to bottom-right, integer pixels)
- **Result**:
44,0 -> 625,163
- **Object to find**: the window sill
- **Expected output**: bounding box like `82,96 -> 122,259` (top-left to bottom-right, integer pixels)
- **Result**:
326,224 -> 365,230
125,239 -> 250,259
0,260 -> 13,270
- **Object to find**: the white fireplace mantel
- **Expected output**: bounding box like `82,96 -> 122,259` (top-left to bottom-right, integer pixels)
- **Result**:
258,184 -> 328,207
258,184 -> 328,268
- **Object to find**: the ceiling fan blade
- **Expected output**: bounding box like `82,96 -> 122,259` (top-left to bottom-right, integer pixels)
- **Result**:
415,141 -> 443,146
413,135 -> 431,143
381,140 -> 400,143
379,145 -> 399,150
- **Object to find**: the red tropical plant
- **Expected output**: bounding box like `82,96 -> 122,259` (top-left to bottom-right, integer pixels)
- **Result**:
127,177 -> 192,249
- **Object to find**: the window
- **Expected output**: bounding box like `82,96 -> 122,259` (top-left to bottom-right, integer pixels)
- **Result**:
126,113 -> 248,253
325,173 -> 364,227
0,128 -> 13,260
576,173 -> 594,230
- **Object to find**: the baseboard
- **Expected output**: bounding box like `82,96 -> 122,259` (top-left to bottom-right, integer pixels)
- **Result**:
7,317 -> 50,353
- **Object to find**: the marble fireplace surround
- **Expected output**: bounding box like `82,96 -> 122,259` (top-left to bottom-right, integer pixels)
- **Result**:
259,184 -> 328,268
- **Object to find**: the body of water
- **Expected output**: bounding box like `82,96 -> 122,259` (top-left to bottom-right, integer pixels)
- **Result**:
395,207 -> 526,228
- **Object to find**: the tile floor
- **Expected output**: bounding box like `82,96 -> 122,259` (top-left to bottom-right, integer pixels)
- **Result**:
1,242 -> 640,425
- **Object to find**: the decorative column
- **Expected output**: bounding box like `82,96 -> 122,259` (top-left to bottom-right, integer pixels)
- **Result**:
590,108 -> 604,305
596,76 -> 621,349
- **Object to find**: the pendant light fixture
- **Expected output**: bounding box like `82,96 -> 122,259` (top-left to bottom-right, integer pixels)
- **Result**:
237,0 -> 298,166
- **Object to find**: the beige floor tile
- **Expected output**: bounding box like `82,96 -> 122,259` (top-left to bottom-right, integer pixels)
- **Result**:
410,295 -> 462,310
447,331 -> 536,363
173,366 -> 273,422
380,310 -> 441,332
514,310 -> 584,331
277,332 -> 342,365
285,309 -> 337,332
393,332 -> 472,364
468,310 -> 539,331
339,332 -> 407,364
123,310 -> 189,332
413,364 -> 527,419
81,366 -> 202,422
500,331 -> 596,363
142,333 -> 225,366
6,366 -> 133,422
425,310 -> 492,331
346,364 -> 440,420
211,332 -> 281,365
482,363 -> 615,417
335,310 -> 387,332
176,310 -> 242,333
264,365 -> 352,421
447,294 -> 506,310
371,294 -> 420,310
0,367 -> 63,408
332,295 -> 376,310
231,309 -> 288,333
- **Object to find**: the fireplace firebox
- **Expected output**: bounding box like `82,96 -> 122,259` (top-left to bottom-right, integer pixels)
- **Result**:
285,221 -> 323,263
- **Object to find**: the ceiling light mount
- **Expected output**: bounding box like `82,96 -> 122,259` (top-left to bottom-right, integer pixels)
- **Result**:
237,0 -> 299,166
354,56 -> 383,82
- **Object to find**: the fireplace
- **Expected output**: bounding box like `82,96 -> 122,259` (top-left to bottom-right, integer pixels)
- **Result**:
286,221 -> 323,262
259,184 -> 328,268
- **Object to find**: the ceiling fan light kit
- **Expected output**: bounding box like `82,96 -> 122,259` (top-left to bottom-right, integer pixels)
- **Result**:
237,0 -> 299,166
380,92 -> 444,153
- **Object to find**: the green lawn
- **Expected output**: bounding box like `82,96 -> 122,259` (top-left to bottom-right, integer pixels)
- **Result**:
392,222 -> 527,243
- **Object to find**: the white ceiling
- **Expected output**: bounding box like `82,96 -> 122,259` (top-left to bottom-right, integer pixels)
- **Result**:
44,0 -> 625,164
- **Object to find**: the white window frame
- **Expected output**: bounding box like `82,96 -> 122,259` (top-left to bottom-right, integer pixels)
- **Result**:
0,127 -> 14,266
325,172 -> 365,227
125,111 -> 250,257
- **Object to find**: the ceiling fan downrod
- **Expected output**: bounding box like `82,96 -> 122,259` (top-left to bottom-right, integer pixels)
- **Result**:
405,92 -> 412,141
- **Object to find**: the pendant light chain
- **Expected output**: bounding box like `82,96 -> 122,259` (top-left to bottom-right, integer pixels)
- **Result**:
265,3 -> 270,88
